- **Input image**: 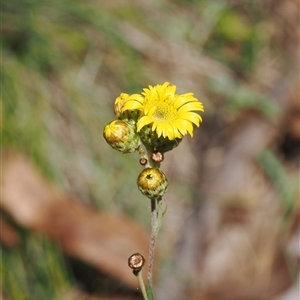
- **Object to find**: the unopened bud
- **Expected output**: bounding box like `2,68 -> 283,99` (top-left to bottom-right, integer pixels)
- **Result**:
137,168 -> 168,199
114,93 -> 129,117
103,120 -> 141,153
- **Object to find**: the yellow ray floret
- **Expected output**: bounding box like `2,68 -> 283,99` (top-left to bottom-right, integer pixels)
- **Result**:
122,82 -> 204,140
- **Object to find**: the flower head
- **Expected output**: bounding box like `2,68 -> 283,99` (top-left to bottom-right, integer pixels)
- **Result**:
137,168 -> 168,199
122,82 -> 204,140
103,120 -> 141,153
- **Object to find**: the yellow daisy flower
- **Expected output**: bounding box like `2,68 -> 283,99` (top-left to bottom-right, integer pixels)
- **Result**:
122,82 -> 204,140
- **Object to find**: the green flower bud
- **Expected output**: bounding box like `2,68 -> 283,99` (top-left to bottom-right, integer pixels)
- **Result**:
103,120 -> 141,153
137,168 -> 168,199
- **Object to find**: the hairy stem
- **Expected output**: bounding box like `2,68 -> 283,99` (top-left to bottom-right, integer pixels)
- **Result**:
147,198 -> 157,285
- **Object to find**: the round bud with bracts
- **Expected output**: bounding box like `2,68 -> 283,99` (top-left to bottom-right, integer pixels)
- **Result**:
128,253 -> 145,275
139,125 -> 182,153
103,120 -> 141,153
137,168 -> 168,199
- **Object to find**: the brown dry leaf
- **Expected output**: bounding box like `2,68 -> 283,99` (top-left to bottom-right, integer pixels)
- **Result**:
58,288 -> 137,300
1,151 -> 149,288
0,215 -> 20,247
1,289 -> 11,300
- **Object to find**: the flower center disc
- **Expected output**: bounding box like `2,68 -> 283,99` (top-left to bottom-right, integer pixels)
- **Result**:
152,103 -> 177,122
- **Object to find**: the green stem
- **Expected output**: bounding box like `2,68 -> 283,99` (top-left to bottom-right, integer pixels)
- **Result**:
146,279 -> 155,300
137,271 -> 149,300
137,145 -> 166,299
147,198 -> 157,285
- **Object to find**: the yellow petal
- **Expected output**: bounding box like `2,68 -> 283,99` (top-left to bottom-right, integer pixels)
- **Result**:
180,112 -> 202,126
155,123 -> 164,138
165,123 -> 175,140
166,84 -> 176,95
137,116 -> 153,132
122,100 -> 143,112
178,101 -> 204,113
177,119 -> 194,136
174,94 -> 198,108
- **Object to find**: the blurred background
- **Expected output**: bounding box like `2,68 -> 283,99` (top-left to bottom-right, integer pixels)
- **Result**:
2,0 -> 299,299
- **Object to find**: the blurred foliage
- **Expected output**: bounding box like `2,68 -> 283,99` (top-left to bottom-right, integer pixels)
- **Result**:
207,74 -> 280,120
204,7 -> 263,75
257,150 -> 298,218
2,0 -> 298,299
2,232 -> 72,300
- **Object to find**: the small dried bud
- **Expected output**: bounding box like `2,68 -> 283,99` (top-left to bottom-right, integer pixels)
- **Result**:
137,168 -> 168,199
139,158 -> 148,166
103,120 -> 141,153
151,151 -> 164,163
128,253 -> 145,274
